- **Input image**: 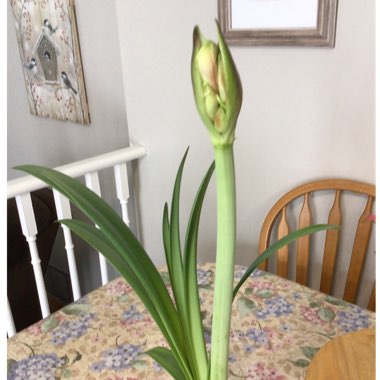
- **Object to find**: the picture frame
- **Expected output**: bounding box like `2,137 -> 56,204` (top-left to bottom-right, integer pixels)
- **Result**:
218,0 -> 338,47
10,0 -> 90,124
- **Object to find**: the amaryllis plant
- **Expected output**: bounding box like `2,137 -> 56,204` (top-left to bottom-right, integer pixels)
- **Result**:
17,21 -> 335,380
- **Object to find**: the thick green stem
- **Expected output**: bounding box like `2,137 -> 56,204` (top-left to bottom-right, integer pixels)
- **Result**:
209,144 -> 236,380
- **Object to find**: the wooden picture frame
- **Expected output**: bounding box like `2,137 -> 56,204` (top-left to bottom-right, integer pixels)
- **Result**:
218,0 -> 338,47
10,0 -> 90,124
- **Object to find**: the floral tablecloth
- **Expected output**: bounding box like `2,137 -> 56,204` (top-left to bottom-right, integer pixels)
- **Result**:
7,263 -> 375,379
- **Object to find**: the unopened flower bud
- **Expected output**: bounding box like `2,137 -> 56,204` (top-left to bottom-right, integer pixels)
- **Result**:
191,20 -> 242,147
197,41 -> 219,92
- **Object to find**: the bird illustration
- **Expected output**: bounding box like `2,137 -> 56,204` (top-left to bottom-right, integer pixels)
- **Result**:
44,19 -> 58,34
23,58 -> 37,70
61,71 -> 78,94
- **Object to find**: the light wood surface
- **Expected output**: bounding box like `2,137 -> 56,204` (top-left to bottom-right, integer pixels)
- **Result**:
258,179 -> 376,311
305,328 -> 375,380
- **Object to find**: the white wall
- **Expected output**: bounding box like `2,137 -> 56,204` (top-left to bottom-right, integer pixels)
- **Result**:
115,0 -> 375,303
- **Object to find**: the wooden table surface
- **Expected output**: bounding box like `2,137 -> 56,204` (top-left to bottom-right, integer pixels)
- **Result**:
305,328 -> 375,380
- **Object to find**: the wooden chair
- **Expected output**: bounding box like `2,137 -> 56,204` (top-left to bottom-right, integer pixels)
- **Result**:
258,179 -> 375,311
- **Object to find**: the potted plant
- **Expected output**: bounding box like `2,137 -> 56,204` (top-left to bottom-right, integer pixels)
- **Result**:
18,21 -> 335,380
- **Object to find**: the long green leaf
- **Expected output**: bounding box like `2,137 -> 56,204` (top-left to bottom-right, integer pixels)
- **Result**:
16,165 -> 192,379
146,347 -> 187,380
168,149 -> 187,310
183,161 -> 215,379
163,203 -> 172,275
232,224 -> 339,300
167,149 -> 200,379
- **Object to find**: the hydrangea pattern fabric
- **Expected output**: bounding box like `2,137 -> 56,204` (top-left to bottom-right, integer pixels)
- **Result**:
8,263 -> 375,379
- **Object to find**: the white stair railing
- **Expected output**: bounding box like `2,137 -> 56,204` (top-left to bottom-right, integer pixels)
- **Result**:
7,144 -> 146,337
53,190 -> 81,301
84,171 -> 109,285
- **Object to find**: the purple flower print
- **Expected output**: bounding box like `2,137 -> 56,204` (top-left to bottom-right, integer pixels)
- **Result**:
51,312 -> 93,345
122,305 -> 144,322
91,344 -> 142,372
256,296 -> 293,319
8,353 -> 63,380
336,304 -> 371,332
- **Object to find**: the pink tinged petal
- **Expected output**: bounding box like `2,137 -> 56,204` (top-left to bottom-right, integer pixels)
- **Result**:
213,107 -> 226,131
197,41 -> 219,92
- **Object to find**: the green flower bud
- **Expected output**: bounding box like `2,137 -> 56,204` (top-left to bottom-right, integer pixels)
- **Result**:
197,41 -> 219,92
191,20 -> 242,147
205,88 -> 219,119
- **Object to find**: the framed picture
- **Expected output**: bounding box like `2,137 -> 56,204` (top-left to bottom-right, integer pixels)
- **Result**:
10,0 -> 90,124
218,0 -> 338,47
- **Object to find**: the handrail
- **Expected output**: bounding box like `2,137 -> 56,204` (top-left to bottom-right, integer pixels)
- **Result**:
7,144 -> 147,198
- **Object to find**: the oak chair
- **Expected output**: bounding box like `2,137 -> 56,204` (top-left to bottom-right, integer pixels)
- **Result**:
258,179 -> 375,311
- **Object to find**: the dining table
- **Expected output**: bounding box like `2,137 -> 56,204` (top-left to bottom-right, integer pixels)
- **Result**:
7,262 -> 376,379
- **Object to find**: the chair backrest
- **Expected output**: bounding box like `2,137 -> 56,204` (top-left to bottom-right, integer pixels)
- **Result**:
7,144 -> 146,337
258,179 -> 375,311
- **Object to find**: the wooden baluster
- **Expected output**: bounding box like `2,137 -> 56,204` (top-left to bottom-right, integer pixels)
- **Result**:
277,207 -> 289,278
7,299 -> 16,338
296,193 -> 312,285
320,190 -> 342,294
53,190 -> 81,300
85,172 -> 109,285
114,163 -> 130,226
343,196 -> 374,303
15,193 -> 50,318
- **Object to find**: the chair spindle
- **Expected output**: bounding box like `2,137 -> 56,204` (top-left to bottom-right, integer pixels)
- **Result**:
320,190 -> 342,294
343,195 -> 374,303
367,283 -> 375,312
296,193 -> 312,285
277,207 -> 289,278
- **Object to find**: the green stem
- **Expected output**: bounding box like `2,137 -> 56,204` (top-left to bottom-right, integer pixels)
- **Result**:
209,144 -> 236,380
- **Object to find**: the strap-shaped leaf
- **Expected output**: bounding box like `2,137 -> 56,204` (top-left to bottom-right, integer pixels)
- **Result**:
169,149 -> 188,313
16,165 -> 192,378
232,224 -> 339,300
183,161 -> 215,379
163,203 -> 172,275
166,149 -> 201,377
146,347 -> 187,380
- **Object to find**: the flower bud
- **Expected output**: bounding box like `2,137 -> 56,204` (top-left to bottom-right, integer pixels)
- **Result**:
191,20 -> 242,147
197,41 -> 219,92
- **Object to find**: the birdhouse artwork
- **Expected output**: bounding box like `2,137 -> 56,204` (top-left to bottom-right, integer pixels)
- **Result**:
34,31 -> 60,82
10,0 -> 90,124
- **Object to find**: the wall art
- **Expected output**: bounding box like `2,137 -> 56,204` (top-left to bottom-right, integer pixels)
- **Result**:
218,0 -> 338,47
10,0 -> 90,124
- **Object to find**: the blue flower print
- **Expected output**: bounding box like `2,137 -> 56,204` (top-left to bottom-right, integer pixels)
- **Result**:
8,353 -> 63,380
336,304 -> 371,332
197,269 -> 213,286
51,313 -> 93,345
256,296 -> 293,319
234,267 -> 264,280
243,328 -> 269,353
122,304 -> 144,322
91,344 -> 142,372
